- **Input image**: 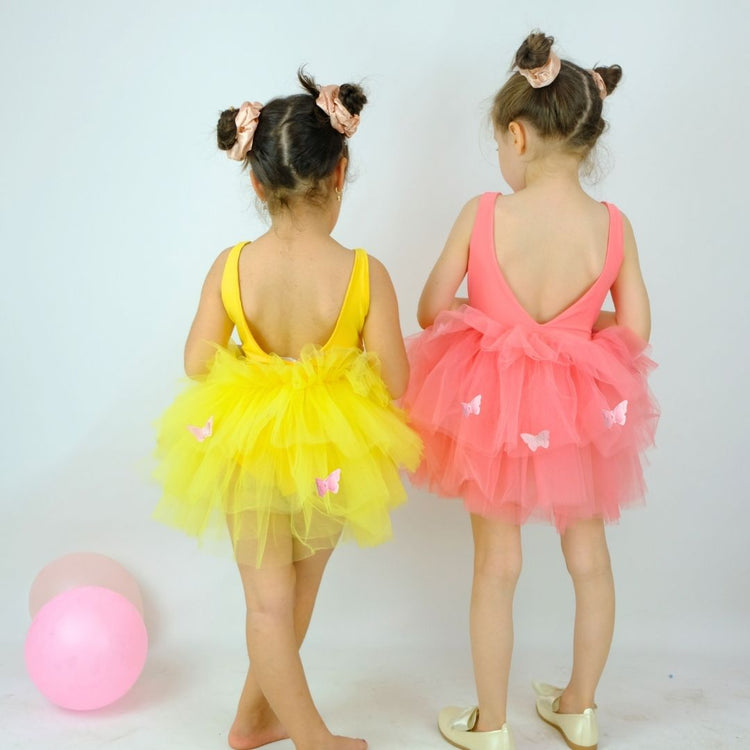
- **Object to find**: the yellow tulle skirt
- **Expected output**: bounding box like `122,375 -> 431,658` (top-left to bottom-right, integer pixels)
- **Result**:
153,344 -> 422,567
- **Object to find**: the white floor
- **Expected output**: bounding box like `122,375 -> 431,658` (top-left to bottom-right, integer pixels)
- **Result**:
3,638 -> 748,749
2,448 -> 748,749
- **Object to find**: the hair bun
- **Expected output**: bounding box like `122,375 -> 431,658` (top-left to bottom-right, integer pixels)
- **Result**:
338,83 -> 367,117
296,68 -> 368,118
217,107 -> 239,151
514,31 -> 555,70
593,64 -> 623,96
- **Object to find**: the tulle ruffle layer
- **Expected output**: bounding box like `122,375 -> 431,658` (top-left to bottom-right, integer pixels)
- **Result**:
154,345 -> 422,566
403,306 -> 659,530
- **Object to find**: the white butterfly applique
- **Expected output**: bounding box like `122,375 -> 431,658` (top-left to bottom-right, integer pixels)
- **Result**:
461,394 -> 482,417
520,430 -> 550,452
315,469 -> 341,498
602,400 -> 628,429
187,416 -> 214,442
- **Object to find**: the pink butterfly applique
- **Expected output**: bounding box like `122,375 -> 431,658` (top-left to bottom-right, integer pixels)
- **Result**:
187,416 -> 213,442
315,469 -> 341,498
461,394 -> 482,417
520,430 -> 550,452
602,400 -> 628,429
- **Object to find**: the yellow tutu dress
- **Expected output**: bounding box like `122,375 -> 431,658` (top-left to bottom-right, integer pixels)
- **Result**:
154,242 -> 422,567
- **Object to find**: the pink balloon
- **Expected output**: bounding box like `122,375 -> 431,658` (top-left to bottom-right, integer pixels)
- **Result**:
29,553 -> 143,618
25,586 -> 148,711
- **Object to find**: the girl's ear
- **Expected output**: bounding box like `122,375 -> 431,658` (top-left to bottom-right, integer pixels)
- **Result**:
508,121 -> 527,156
334,156 -> 348,192
250,171 -> 266,201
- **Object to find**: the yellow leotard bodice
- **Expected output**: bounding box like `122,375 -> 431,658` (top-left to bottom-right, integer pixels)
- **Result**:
220,241 -> 370,356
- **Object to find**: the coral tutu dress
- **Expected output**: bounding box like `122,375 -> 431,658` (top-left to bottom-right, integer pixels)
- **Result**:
403,193 -> 659,530
154,243 -> 422,566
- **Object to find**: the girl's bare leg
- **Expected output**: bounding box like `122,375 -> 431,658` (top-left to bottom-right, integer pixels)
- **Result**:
558,517 -> 615,714
229,521 -> 364,750
229,548 -> 333,748
469,515 -> 522,731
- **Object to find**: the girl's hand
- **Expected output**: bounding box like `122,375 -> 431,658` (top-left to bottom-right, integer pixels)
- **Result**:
451,297 -> 469,310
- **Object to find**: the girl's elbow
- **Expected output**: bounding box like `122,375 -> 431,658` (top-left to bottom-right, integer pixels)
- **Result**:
386,364 -> 410,400
388,378 -> 407,400
417,295 -> 438,329
615,314 -> 651,343
417,306 -> 435,329
183,360 -> 204,379
633,308 -> 652,343
184,350 -> 209,379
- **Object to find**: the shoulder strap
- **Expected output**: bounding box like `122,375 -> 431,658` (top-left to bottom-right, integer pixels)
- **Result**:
468,192 -> 501,285
220,241 -> 254,345
342,248 -> 370,331
324,249 -> 370,348
472,192 -> 499,240
469,192 -> 500,254
355,248 -> 370,322
603,203 -> 624,284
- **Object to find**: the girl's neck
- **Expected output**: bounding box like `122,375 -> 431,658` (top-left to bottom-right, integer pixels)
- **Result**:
522,151 -> 584,194
267,201 -> 337,246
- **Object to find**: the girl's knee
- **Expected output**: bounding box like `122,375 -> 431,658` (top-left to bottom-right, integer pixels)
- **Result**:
561,519 -> 612,580
471,517 -> 522,585
239,563 -> 296,618
245,589 -> 296,636
563,543 -> 612,580
473,545 -> 523,586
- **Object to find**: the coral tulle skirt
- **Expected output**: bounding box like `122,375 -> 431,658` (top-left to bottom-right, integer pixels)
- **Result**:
402,307 -> 659,531
154,345 -> 422,566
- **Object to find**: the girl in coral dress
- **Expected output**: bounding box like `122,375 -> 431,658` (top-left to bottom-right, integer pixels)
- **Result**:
403,33 -> 658,750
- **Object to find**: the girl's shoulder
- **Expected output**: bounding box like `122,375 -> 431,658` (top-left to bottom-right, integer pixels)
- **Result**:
460,194 -> 484,219
200,245 -> 236,294
213,245 -> 235,272
365,252 -> 392,293
365,252 -> 405,314
447,194 -> 486,239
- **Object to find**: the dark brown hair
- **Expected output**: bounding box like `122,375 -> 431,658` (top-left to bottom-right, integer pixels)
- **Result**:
217,69 -> 367,213
492,32 -> 622,157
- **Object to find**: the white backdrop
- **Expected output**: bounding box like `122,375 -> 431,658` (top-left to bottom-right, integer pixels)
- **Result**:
2,1 -> 748,748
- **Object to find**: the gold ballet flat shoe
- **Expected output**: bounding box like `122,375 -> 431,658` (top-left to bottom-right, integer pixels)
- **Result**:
533,682 -> 599,750
437,706 -> 515,750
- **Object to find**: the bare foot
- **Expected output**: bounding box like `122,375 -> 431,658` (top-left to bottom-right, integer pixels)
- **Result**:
305,736 -> 367,750
228,707 -> 288,750
325,737 -> 367,750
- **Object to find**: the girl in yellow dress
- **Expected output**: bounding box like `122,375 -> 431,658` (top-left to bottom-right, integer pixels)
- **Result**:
153,71 -> 421,750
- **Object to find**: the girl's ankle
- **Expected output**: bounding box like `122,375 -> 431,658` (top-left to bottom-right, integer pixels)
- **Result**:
474,709 -> 508,732
558,689 -> 595,714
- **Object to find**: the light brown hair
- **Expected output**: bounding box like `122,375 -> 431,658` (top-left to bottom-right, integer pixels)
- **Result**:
492,32 -> 622,157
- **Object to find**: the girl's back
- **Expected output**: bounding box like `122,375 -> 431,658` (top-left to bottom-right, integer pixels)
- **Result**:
492,191 -> 610,325
237,236 -> 358,358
